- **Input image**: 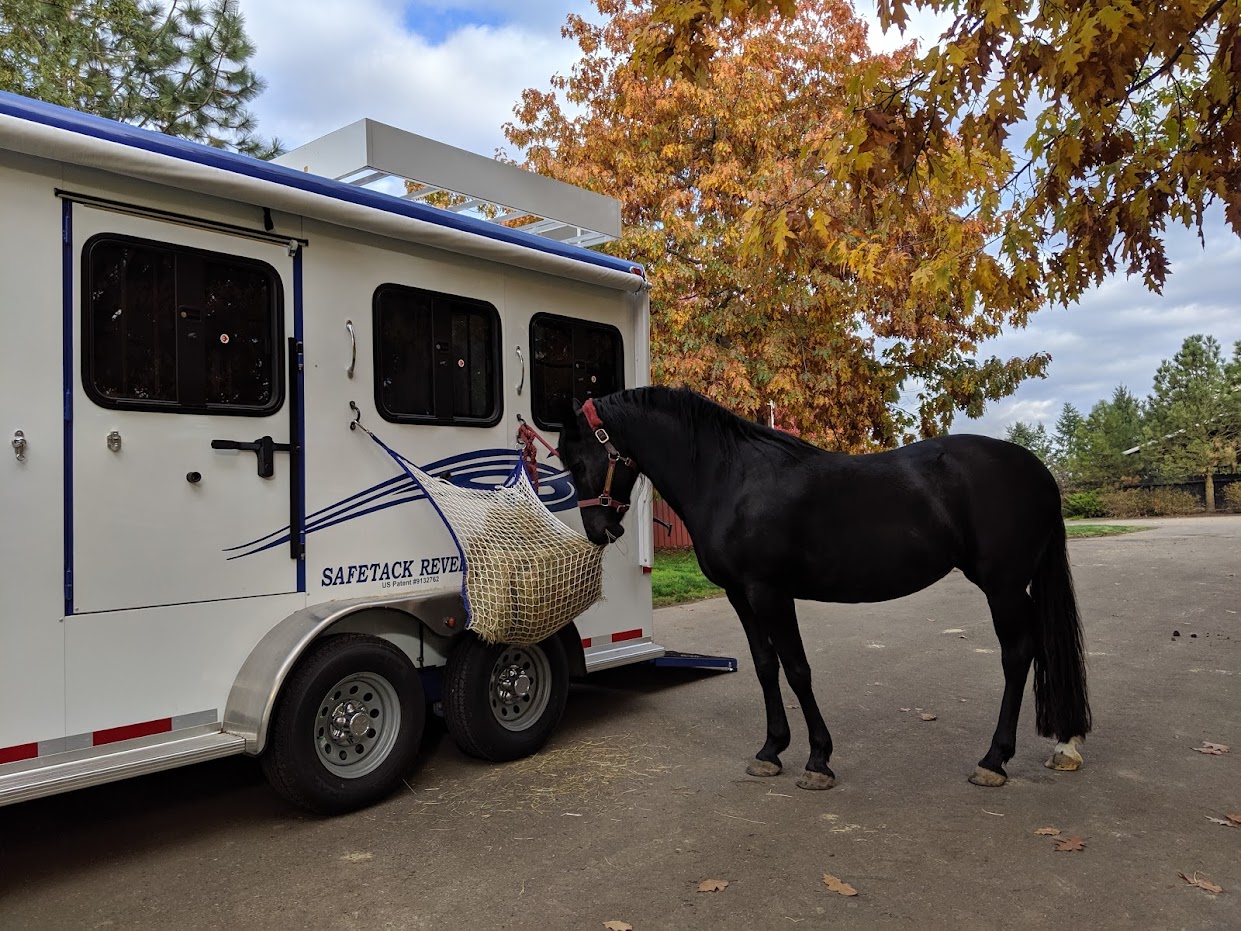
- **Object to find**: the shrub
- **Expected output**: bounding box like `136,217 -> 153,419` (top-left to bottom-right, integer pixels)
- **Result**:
1223,483 -> 1241,513
1099,487 -> 1202,518
1063,490 -> 1105,519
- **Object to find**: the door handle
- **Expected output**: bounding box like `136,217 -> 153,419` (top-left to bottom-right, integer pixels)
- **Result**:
345,320 -> 356,379
211,436 -> 291,479
516,345 -> 525,395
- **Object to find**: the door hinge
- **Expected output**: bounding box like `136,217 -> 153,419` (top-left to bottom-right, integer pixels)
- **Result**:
295,340 -> 304,373
64,567 -> 73,603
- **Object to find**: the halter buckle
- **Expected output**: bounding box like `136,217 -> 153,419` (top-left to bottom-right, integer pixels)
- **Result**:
594,427 -> 610,444
597,494 -> 612,507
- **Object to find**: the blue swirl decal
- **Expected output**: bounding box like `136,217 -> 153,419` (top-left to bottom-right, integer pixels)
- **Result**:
226,448 -> 576,559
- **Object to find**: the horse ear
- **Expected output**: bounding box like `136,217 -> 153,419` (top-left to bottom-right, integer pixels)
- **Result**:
559,398 -> 581,436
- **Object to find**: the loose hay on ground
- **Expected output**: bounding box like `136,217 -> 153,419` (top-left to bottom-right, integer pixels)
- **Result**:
408,736 -> 674,818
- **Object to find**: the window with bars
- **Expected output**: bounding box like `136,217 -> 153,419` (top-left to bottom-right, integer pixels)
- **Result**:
373,284 -> 501,426
530,313 -> 624,430
83,235 -> 283,415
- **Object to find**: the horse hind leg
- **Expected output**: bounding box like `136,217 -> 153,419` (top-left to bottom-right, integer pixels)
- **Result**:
970,589 -> 1036,788
1046,736 -> 1085,771
727,589 -> 790,777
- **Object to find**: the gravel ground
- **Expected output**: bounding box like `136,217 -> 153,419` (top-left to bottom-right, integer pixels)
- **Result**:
1,516 -> 1238,929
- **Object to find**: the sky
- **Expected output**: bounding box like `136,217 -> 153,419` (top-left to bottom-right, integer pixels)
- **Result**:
242,0 -> 1241,438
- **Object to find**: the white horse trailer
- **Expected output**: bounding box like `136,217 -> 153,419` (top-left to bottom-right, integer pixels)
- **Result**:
0,91 -> 674,813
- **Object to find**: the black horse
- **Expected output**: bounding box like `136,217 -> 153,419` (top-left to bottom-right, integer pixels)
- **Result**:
557,387 -> 1091,790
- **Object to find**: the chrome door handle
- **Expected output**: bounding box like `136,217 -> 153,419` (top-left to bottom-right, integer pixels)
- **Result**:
11,430 -> 25,462
346,320 -> 356,379
516,345 -> 525,395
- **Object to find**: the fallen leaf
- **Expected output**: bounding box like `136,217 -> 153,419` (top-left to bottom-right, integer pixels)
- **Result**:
1054,837 -> 1086,852
340,852 -> 373,863
1034,827 -> 1061,836
1206,816 -> 1236,827
919,712 -> 937,721
1191,742 -> 1230,755
822,873 -> 858,897
899,707 -> 911,712
697,879 -> 729,893
1228,814 -> 1241,826
1179,872 -> 1224,894
603,922 -> 633,931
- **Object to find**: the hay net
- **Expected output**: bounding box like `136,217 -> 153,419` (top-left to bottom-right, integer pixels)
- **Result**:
356,424 -> 604,645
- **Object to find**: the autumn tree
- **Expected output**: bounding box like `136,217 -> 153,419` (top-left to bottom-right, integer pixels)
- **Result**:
1143,335 -> 1241,510
506,0 -> 1048,446
630,1 -> 1241,308
0,0 -> 279,157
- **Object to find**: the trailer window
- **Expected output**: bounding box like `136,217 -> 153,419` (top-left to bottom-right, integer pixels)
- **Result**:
84,236 -> 283,415
530,313 -> 624,429
374,284 -> 501,426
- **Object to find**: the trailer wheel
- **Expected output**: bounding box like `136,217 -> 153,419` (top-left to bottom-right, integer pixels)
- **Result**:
443,634 -> 569,761
261,633 -> 425,815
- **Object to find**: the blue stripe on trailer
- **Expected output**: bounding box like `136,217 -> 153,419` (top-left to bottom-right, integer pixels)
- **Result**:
61,198 -> 73,616
0,91 -> 643,280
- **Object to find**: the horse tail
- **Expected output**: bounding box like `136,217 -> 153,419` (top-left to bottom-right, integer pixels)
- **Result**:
1030,521 -> 1092,741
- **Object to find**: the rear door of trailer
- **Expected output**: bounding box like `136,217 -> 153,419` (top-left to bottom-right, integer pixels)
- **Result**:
503,275 -> 656,659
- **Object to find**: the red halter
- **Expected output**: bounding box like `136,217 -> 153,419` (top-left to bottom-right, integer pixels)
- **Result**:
577,399 -> 637,514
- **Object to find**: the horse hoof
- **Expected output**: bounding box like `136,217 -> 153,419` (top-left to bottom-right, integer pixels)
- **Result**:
746,759 -> 782,777
796,770 -> 835,790
1045,738 -> 1084,772
968,766 -> 1007,787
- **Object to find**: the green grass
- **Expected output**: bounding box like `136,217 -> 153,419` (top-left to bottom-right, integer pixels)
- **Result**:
653,524 -> 1144,607
652,549 -> 721,607
1064,523 -> 1143,538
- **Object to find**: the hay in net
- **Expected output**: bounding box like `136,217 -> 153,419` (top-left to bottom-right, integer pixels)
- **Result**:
404,455 -> 604,646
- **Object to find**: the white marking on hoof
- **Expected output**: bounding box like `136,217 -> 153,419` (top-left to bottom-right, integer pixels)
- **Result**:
968,766 -> 1007,787
1045,737 -> 1085,771
746,759 -> 782,777
797,770 -> 835,790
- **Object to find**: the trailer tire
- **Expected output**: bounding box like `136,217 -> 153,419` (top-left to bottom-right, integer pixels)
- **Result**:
443,634 -> 569,762
261,633 -> 425,815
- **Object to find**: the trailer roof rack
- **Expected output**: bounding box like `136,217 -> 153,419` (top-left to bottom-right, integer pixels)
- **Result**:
273,119 -> 620,249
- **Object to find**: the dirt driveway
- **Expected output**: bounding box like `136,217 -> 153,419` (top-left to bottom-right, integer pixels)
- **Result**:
1,517 -> 1238,929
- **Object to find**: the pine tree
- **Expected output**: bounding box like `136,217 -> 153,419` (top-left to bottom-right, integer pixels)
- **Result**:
1144,336 -> 1241,510
1004,420 -> 1052,462
1073,387 -> 1144,487
0,0 -> 279,157
1052,403 -> 1083,482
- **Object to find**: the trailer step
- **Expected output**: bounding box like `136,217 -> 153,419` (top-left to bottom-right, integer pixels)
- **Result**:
650,651 -> 738,672
0,730 -> 245,807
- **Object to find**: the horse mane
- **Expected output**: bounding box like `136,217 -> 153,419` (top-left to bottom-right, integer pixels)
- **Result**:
600,386 -> 819,466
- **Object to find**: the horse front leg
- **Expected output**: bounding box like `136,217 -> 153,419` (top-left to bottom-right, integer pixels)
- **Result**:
727,589 -> 789,777
759,593 -> 836,790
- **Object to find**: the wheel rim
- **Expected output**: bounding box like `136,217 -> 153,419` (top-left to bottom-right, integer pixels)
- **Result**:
488,645 -> 552,732
315,671 -> 401,779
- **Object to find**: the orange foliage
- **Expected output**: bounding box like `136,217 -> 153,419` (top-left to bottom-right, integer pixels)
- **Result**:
506,0 -> 1048,445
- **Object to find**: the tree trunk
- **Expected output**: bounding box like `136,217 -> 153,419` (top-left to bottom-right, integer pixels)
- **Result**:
1205,464 -> 1215,511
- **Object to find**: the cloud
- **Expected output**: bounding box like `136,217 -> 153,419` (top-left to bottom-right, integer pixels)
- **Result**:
242,0 -> 590,157
961,206 -> 1241,436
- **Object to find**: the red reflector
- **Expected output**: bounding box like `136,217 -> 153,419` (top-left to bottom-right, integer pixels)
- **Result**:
580,637 -> 592,648
93,718 -> 172,746
641,565 -> 652,574
0,743 -> 38,765
611,629 -> 643,643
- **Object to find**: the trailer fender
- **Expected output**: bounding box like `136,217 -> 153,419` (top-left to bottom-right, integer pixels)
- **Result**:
224,592 -> 465,754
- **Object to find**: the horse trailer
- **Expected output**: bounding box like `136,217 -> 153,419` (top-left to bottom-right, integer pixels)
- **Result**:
0,91 -> 672,813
